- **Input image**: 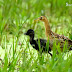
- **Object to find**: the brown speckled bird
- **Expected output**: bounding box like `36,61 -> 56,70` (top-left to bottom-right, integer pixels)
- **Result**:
34,16 -> 72,51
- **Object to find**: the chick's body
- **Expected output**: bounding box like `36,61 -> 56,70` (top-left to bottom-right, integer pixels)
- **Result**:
24,29 -> 52,56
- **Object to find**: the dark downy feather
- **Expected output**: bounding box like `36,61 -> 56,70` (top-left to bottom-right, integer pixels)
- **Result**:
24,29 -> 52,56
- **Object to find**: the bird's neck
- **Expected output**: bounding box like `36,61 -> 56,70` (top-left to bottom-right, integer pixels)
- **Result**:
30,35 -> 34,42
44,19 -> 51,38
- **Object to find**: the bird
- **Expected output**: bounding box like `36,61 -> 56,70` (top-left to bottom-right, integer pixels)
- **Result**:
24,29 -> 52,56
34,16 -> 72,51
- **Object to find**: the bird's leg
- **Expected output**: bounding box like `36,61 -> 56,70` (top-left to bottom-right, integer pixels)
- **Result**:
48,52 -> 52,56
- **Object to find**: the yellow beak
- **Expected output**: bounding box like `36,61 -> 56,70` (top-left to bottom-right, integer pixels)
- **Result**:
34,18 -> 40,23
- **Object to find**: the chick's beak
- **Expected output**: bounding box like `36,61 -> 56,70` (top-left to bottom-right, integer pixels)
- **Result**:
24,32 -> 27,35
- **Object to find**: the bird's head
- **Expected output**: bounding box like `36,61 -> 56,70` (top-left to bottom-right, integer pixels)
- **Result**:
24,29 -> 34,37
34,16 -> 47,22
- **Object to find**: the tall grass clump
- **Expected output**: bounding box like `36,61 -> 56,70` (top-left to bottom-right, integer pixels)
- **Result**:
0,0 -> 72,72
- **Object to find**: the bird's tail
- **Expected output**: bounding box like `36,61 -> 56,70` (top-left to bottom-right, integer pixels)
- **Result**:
69,46 -> 72,50
68,39 -> 72,50
68,39 -> 72,45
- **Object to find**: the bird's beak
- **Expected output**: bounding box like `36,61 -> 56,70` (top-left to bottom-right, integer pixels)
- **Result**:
34,18 -> 40,23
24,32 -> 27,35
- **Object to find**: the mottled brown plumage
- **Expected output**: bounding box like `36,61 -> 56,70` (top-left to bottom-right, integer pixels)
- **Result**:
34,16 -> 72,51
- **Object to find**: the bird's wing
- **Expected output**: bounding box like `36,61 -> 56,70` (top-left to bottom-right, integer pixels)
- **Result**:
51,31 -> 71,41
49,37 -> 72,51
36,39 -> 47,46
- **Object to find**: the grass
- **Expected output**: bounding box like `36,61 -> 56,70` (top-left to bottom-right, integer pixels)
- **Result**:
0,0 -> 72,72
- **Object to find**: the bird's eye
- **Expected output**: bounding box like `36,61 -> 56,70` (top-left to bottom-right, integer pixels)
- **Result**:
40,17 -> 42,20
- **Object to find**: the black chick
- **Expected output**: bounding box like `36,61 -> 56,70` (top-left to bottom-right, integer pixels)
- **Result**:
24,29 -> 52,56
